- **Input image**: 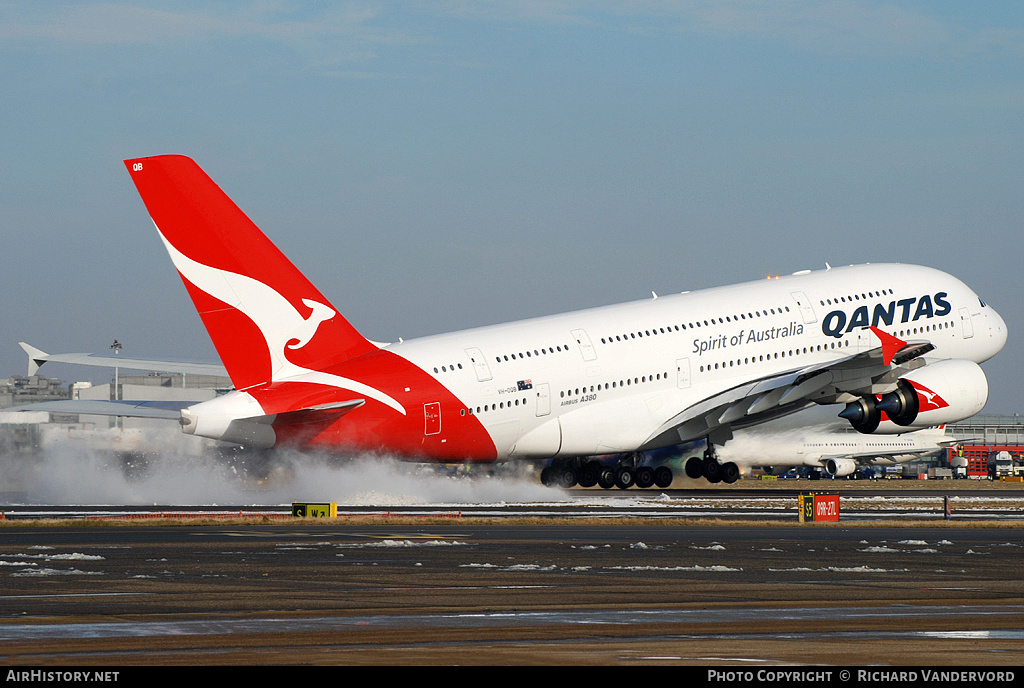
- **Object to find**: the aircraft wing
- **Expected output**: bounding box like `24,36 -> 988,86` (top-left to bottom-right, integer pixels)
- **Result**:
819,448 -> 932,466
2,399 -> 191,420
643,333 -> 935,449
20,342 -> 228,378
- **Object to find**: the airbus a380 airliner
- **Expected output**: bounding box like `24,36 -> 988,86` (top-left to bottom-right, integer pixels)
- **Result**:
19,155 -> 1008,489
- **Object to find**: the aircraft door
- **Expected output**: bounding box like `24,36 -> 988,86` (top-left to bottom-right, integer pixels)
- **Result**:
959,307 -> 974,339
464,347 -> 492,382
790,291 -> 817,324
676,358 -> 691,388
424,402 -> 441,436
571,329 -> 597,361
535,383 -> 551,417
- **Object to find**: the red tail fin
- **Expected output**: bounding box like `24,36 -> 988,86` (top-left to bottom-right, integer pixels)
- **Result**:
124,155 -> 376,390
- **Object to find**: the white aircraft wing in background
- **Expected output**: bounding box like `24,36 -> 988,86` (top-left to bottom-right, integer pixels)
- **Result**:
714,423 -> 954,479
20,342 -> 228,378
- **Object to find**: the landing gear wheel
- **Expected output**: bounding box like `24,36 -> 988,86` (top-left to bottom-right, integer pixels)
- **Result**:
557,468 -> 577,489
685,457 -> 703,479
578,462 -> 600,488
702,456 -> 722,483
635,466 -> 655,489
615,466 -> 635,489
654,466 -> 674,488
721,462 -> 740,484
540,467 -> 554,486
598,467 -> 616,489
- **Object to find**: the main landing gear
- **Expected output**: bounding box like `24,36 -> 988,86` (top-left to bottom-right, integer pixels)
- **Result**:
683,443 -> 740,484
540,455 -> 674,490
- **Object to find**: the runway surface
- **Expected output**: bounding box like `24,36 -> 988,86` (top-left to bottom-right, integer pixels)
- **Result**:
2,490 -> 1023,666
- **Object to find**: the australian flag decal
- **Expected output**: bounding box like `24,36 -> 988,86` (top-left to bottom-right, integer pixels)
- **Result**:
517,379 -> 533,391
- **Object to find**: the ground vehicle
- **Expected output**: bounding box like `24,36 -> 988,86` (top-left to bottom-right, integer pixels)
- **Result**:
989,450 -> 1016,479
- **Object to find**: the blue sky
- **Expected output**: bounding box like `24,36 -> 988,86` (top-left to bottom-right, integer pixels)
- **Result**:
1,2 -> 1022,413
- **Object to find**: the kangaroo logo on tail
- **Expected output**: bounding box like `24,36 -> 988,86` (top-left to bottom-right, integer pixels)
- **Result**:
157,230 -> 405,414
126,155 -> 404,415
158,231 -> 335,378
289,299 -> 336,350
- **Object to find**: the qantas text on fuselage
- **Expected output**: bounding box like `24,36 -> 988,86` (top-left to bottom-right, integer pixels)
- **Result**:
822,292 -> 952,338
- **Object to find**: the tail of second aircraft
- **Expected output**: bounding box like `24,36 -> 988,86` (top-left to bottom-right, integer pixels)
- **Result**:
124,155 -> 377,391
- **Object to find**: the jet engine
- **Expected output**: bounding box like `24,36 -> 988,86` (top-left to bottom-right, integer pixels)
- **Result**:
824,458 -> 857,477
839,359 -> 988,434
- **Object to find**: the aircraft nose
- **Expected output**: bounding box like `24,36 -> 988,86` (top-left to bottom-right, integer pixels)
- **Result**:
993,307 -> 1008,351
985,305 -> 1008,360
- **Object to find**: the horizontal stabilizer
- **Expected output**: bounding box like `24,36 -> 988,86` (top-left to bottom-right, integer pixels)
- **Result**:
3,399 -> 192,420
271,399 -> 366,426
19,342 -> 228,378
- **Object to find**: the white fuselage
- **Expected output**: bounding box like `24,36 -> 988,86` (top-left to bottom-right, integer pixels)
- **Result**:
384,263 -> 1005,459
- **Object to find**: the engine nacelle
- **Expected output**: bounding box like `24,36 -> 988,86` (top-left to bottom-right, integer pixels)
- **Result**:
824,458 -> 857,477
840,359 -> 988,434
839,394 -> 882,433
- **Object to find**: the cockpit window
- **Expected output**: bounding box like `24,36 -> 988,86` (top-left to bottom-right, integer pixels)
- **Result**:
980,298 -> 987,308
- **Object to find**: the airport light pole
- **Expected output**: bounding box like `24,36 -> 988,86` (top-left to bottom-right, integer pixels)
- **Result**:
110,339 -> 122,400
111,339 -> 122,430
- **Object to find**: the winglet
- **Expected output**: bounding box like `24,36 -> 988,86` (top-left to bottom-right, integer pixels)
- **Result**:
19,342 -> 49,376
870,326 -> 907,366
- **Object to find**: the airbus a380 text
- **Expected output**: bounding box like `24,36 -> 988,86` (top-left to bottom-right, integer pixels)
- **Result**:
19,155 -> 1008,489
